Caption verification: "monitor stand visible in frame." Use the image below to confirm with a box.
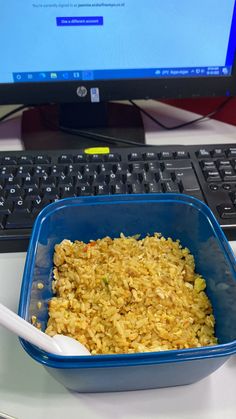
[21,102,145,150]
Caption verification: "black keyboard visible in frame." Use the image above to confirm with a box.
[1,144,236,252]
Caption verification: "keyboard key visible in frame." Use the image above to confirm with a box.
[217,204,236,219]
[17,166,33,177]
[5,176,22,188]
[147,183,162,193]
[75,174,90,185]
[159,151,173,160]
[34,155,51,164]
[176,169,200,192]
[18,155,34,165]
[31,198,51,214]
[68,165,84,177]
[2,144,236,252]
[42,187,59,199]
[204,170,221,182]
[77,185,94,196]
[222,184,232,191]
[130,163,145,173]
[230,192,236,204]
[113,184,129,194]
[220,169,236,182]
[131,184,146,194]
[0,199,13,215]
[159,170,172,181]
[0,215,6,229]
[227,148,236,158]
[2,156,17,165]
[5,213,35,229]
[209,184,219,191]
[146,162,160,173]
[125,173,140,184]
[216,160,232,171]
[6,187,24,200]
[73,154,87,163]
[0,166,16,178]
[95,185,110,195]
[60,186,76,198]
[83,164,99,175]
[163,181,179,193]
[99,163,114,175]
[108,173,123,184]
[142,171,157,183]
[92,173,107,185]
[89,154,104,163]
[143,152,157,161]
[51,165,67,176]
[57,176,74,187]
[175,151,189,159]
[183,190,205,202]
[197,149,211,158]
[33,166,50,177]
[201,160,217,170]
[128,152,142,161]
[115,163,130,174]
[104,153,121,162]
[14,200,31,213]
[163,160,192,170]
[24,188,40,199]
[211,148,225,158]
[31,208,43,217]
[58,154,73,164]
[40,176,57,188]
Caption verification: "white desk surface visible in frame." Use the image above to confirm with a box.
[0,101,236,419]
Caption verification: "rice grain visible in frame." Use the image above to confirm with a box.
[45,234,217,355]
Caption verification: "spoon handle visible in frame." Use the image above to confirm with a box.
[0,303,62,355]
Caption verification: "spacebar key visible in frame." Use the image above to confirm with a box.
[5,213,35,229]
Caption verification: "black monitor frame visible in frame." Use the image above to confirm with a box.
[2,65,236,149]
[1,63,236,106]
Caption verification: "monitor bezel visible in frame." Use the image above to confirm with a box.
[1,66,236,105]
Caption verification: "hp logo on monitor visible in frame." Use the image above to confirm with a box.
[76,86,88,98]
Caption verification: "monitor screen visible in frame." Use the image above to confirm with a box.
[1,0,236,104]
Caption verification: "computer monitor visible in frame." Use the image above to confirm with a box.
[1,1,236,146]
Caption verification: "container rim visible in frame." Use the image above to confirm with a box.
[19,337,236,369]
[18,193,236,368]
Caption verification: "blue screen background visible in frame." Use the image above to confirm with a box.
[1,0,235,82]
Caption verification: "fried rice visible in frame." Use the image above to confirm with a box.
[45,233,217,355]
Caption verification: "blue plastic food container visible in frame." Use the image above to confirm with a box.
[18,194,236,392]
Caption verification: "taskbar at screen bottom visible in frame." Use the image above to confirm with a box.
[11,65,232,83]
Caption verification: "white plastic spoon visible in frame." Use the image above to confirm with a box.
[0,303,91,356]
